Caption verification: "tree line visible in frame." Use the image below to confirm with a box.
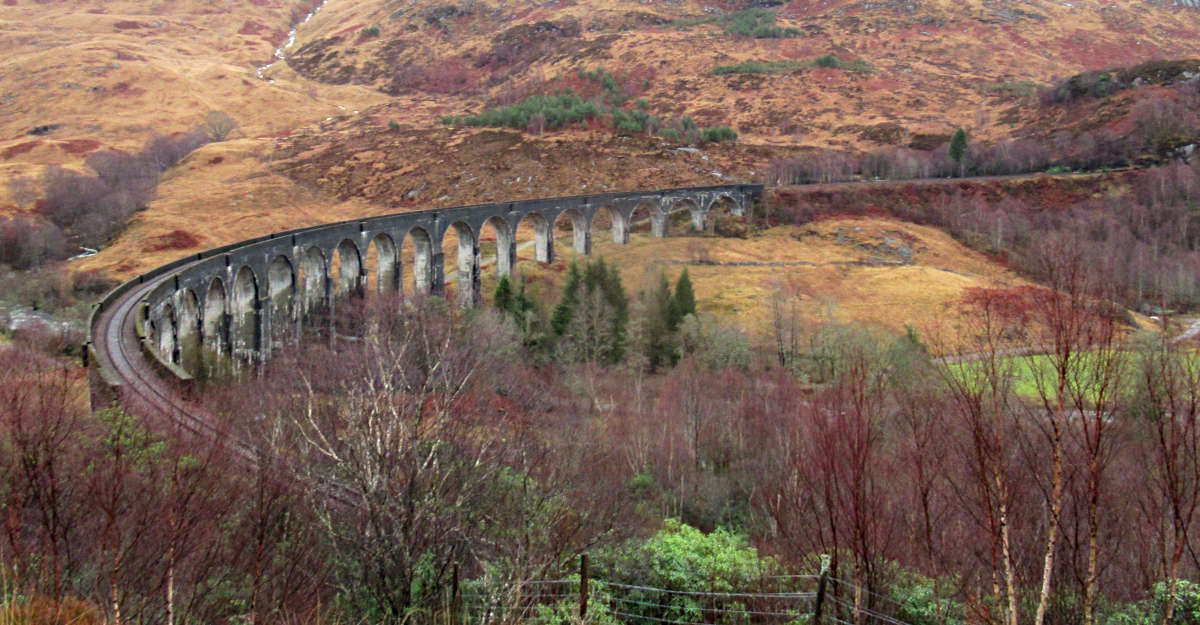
[1,112,236,270]
[7,223,1200,624]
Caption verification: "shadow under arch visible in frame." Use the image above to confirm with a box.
[516,212,554,265]
[553,208,590,258]
[177,289,201,376]
[592,205,627,244]
[231,265,259,362]
[366,233,400,298]
[629,199,665,237]
[332,239,364,299]
[443,220,479,307]
[202,277,228,378]
[299,246,328,328]
[707,194,740,235]
[668,197,704,232]
[480,215,515,278]
[267,255,295,350]
[404,226,434,296]
[155,304,176,367]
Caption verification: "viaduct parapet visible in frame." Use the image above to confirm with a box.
[86,184,762,408]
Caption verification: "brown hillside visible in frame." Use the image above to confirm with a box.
[5,0,1199,337]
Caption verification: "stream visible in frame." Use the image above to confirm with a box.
[256,0,334,81]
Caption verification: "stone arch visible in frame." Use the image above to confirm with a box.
[404,226,434,295]
[231,265,259,360]
[482,215,515,277]
[518,212,554,265]
[155,304,177,365]
[299,246,327,320]
[177,289,201,376]
[554,208,591,256]
[628,200,662,238]
[366,233,400,297]
[594,205,628,244]
[444,221,480,307]
[706,194,741,235]
[267,255,295,349]
[668,197,705,232]
[332,239,363,299]
[202,277,228,377]
[714,192,743,215]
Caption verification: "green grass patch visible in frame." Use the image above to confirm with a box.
[670,8,800,38]
[982,80,1040,99]
[713,60,807,75]
[442,81,737,145]
[944,351,1137,402]
[712,55,872,75]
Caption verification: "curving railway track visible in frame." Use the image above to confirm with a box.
[91,262,245,446]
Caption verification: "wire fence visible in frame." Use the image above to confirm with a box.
[452,569,913,625]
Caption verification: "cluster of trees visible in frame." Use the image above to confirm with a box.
[770,160,1200,312]
[7,226,1200,624]
[721,8,801,39]
[771,84,1200,186]
[443,67,736,143]
[768,133,1056,185]
[1040,59,1200,105]
[0,347,324,625]
[1,112,236,270]
[498,259,711,372]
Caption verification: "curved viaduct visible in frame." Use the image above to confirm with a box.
[86,184,762,410]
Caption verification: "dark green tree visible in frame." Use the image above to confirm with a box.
[550,261,582,336]
[949,127,968,176]
[493,274,513,313]
[555,258,629,363]
[669,268,696,330]
[639,271,678,371]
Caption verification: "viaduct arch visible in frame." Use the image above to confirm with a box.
[86,184,761,408]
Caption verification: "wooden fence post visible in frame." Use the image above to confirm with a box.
[580,553,590,622]
[812,554,831,625]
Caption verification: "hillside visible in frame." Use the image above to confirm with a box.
[5,0,1200,339]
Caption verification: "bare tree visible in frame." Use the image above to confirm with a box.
[270,303,529,618]
[202,111,238,142]
[1132,335,1200,625]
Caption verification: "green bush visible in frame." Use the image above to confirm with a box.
[658,128,682,142]
[723,8,799,38]
[713,60,804,74]
[442,81,736,144]
[713,56,870,75]
[810,54,873,72]
[595,520,784,625]
[701,127,737,143]
[886,569,967,625]
[360,26,381,37]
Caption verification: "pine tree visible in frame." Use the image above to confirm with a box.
[551,261,582,336]
[602,263,629,362]
[669,268,696,330]
[949,127,968,176]
[640,271,677,371]
[493,274,513,313]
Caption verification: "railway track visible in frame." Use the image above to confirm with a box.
[92,262,242,443]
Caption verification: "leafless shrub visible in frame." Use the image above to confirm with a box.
[202,111,238,142]
[34,129,210,254]
[0,215,66,270]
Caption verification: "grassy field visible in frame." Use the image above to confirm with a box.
[941,348,1195,400]
[464,216,1040,351]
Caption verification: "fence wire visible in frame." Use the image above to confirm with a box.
[451,572,910,625]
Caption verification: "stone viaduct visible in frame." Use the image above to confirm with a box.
[86,184,762,402]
